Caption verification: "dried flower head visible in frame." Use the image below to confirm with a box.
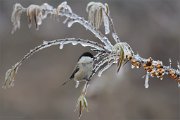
[11,3,26,34]
[27,3,53,30]
[3,63,19,89]
[11,3,53,33]
[86,2,110,34]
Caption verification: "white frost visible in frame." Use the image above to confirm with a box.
[112,33,120,43]
[102,10,110,34]
[98,61,114,77]
[67,20,78,28]
[43,41,48,44]
[144,73,150,88]
[59,43,64,49]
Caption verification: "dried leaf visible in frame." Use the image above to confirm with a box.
[117,46,124,72]
[79,100,82,118]
[76,94,88,119]
[95,7,102,29]
[83,97,88,111]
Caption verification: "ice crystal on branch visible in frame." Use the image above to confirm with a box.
[5,1,180,118]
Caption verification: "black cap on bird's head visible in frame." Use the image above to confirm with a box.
[78,52,94,60]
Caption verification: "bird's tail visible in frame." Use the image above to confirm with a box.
[61,79,71,86]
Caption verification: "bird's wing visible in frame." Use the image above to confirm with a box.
[70,66,80,79]
[61,65,79,86]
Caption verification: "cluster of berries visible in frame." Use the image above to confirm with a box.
[130,56,180,84]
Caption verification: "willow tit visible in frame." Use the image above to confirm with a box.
[62,52,94,88]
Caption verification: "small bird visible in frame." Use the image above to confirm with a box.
[62,52,94,88]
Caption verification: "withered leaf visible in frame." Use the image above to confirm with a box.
[117,46,124,72]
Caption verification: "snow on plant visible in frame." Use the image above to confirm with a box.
[3,1,180,118]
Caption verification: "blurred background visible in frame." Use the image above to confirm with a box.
[0,0,179,120]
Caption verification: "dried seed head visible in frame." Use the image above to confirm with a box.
[11,3,53,33]
[131,58,141,69]
[27,3,53,30]
[150,70,156,77]
[11,3,26,34]
[146,57,153,66]
[3,63,19,89]
[27,4,42,29]
[156,61,163,68]
[86,2,110,34]
[169,69,175,75]
[168,69,178,80]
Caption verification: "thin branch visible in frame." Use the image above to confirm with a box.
[98,59,115,77]
[130,54,180,87]
[3,38,106,88]
[90,54,116,79]
[105,12,120,43]
[59,9,113,51]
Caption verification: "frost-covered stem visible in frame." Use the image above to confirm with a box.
[76,81,89,118]
[19,38,106,66]
[59,9,113,51]
[131,54,180,85]
[90,54,116,78]
[105,12,120,43]
[3,38,107,88]
[81,81,89,95]
[98,59,114,77]
[94,52,109,61]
